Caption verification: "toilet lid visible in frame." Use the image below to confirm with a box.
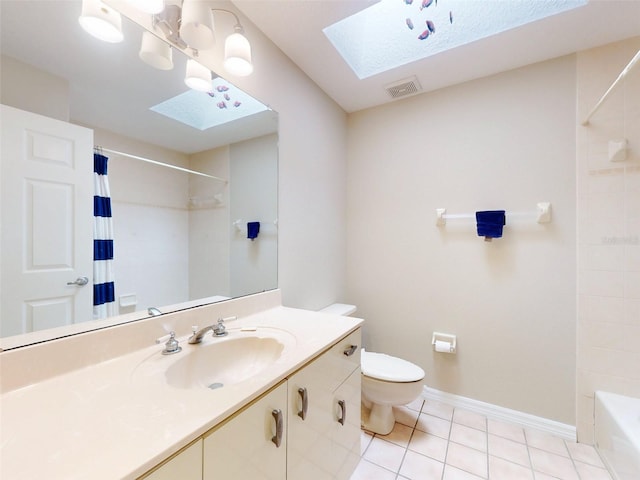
[361,350,425,382]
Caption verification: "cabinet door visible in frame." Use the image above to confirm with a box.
[287,355,335,479]
[288,329,361,480]
[332,368,362,480]
[203,381,287,480]
[141,440,202,480]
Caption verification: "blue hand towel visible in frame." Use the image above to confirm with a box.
[475,211,506,239]
[247,221,260,240]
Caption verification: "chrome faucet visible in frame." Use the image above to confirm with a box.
[188,318,228,344]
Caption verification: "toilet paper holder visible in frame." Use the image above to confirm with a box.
[432,332,457,354]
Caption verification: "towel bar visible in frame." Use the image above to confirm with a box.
[435,203,551,226]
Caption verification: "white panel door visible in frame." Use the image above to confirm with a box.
[1,104,93,336]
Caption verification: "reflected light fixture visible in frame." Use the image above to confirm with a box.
[184,59,212,92]
[78,0,124,43]
[139,31,173,70]
[126,0,165,15]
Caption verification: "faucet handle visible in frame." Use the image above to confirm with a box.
[213,318,228,336]
[162,331,182,355]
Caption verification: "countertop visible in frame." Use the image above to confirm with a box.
[0,305,363,479]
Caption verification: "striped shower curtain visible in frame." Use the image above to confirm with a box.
[93,152,116,319]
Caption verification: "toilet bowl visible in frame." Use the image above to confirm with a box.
[361,349,425,434]
[319,303,426,435]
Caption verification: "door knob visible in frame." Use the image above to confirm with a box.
[67,276,89,286]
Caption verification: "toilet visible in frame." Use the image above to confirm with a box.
[320,303,426,435]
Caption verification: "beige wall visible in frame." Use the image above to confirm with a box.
[0,55,70,121]
[576,36,640,442]
[153,0,350,311]
[229,134,279,297]
[347,56,577,424]
[189,147,231,300]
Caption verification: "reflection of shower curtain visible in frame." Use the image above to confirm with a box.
[93,152,116,319]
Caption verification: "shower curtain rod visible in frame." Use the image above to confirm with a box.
[97,147,228,183]
[581,49,640,126]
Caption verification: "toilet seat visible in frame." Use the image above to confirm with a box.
[361,350,425,382]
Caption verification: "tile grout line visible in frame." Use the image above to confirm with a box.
[396,399,426,480]
[523,428,535,479]
[564,439,583,480]
[355,402,611,480]
[484,415,489,479]
[440,406,455,480]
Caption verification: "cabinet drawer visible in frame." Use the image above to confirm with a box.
[323,328,361,392]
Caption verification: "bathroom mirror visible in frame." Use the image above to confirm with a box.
[0,0,278,348]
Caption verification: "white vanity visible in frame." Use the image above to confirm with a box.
[0,290,363,479]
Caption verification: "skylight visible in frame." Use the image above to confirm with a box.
[324,0,588,79]
[150,77,269,130]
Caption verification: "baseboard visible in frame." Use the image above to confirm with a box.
[421,386,576,441]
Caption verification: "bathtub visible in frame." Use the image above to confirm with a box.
[595,391,640,480]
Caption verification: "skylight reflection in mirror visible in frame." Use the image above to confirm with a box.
[151,77,270,130]
[324,0,588,79]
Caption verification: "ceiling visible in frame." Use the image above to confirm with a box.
[234,0,640,113]
[1,0,638,150]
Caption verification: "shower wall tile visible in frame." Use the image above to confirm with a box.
[576,36,640,443]
[625,299,640,324]
[625,272,640,299]
[627,246,640,272]
[579,270,624,297]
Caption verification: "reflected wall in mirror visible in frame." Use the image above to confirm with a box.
[0,0,278,348]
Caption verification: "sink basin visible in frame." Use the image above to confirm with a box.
[164,334,287,389]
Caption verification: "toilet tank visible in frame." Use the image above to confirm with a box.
[320,303,357,316]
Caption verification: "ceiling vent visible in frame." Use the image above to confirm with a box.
[384,76,422,99]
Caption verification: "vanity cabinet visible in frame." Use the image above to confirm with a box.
[203,381,287,480]
[140,440,203,480]
[287,329,361,480]
[138,328,361,480]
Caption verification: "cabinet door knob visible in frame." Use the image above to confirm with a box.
[297,387,308,421]
[343,345,358,357]
[337,400,346,426]
[271,409,284,448]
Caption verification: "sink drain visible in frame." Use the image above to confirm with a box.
[208,382,224,390]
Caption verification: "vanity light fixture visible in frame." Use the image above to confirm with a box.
[81,1,253,81]
[78,0,124,43]
[158,2,254,78]
[179,0,215,50]
[224,23,253,77]
[126,0,165,15]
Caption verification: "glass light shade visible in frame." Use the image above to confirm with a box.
[78,0,124,43]
[224,31,253,76]
[179,0,215,50]
[139,31,173,70]
[184,59,211,92]
[127,0,165,15]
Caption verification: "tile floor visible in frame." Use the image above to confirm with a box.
[351,398,612,480]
